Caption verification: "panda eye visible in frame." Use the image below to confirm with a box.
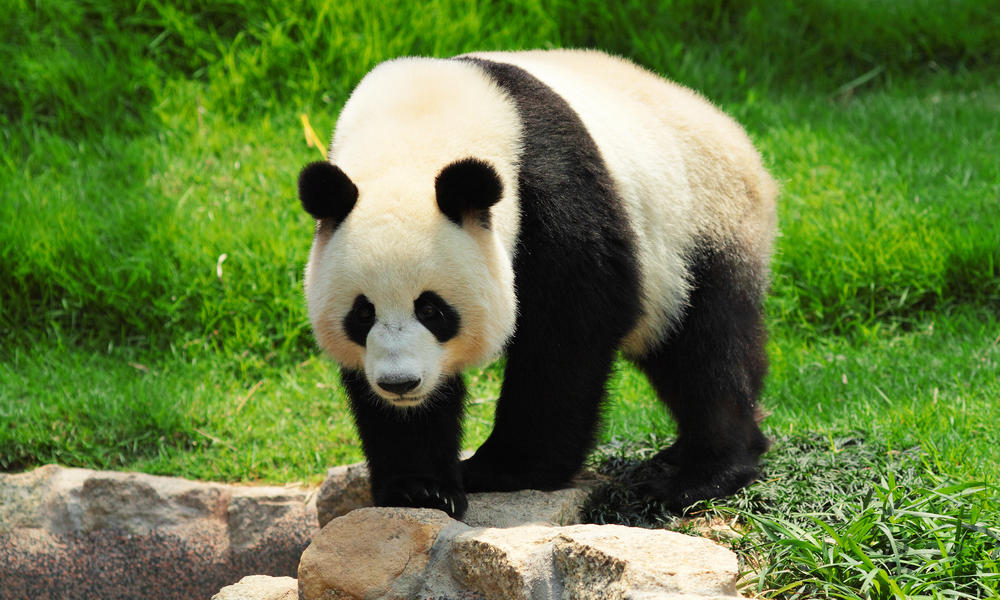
[416,302,441,321]
[356,303,375,324]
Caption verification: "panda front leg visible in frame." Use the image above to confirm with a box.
[461,338,616,493]
[341,369,468,518]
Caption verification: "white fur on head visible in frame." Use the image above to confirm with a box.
[303,58,522,405]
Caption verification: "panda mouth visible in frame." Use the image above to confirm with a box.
[368,377,431,406]
[372,382,428,406]
[386,395,425,408]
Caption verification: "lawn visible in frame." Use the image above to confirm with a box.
[2,1,998,597]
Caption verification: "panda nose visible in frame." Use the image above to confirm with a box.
[377,377,421,395]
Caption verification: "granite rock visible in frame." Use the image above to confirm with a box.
[553,524,741,599]
[298,509,745,600]
[315,461,372,528]
[463,487,588,528]
[0,465,317,600]
[450,524,563,600]
[7,464,747,600]
[297,507,469,600]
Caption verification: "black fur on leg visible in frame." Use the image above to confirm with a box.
[634,240,770,511]
[461,341,622,493]
[341,369,468,518]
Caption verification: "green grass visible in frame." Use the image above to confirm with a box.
[739,476,1000,598]
[2,1,999,597]
[584,433,1000,597]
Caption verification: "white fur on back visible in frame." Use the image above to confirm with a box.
[467,50,778,354]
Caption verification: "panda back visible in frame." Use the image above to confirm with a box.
[465,50,777,354]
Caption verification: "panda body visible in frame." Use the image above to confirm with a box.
[300,49,777,518]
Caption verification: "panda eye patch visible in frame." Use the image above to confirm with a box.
[344,295,376,346]
[414,291,460,342]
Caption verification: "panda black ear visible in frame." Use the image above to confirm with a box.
[435,158,503,228]
[298,162,358,226]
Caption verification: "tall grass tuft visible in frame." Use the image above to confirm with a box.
[739,477,1000,598]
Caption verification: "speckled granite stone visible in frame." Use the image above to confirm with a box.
[0,465,318,600]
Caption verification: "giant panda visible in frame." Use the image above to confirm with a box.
[298,49,777,519]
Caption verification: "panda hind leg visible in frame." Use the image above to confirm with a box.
[635,246,770,513]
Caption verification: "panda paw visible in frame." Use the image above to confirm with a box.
[376,479,468,519]
[634,459,760,513]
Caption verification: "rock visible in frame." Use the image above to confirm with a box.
[8,465,746,600]
[299,511,743,600]
[315,458,591,528]
[450,525,563,600]
[212,575,298,600]
[450,523,741,600]
[553,525,740,599]
[0,465,318,600]
[464,488,588,528]
[228,487,316,556]
[298,507,469,600]
[315,462,372,528]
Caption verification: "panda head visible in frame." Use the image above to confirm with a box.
[299,157,516,407]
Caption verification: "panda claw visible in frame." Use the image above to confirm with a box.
[391,486,459,514]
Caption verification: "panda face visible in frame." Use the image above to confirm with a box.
[302,160,518,408]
